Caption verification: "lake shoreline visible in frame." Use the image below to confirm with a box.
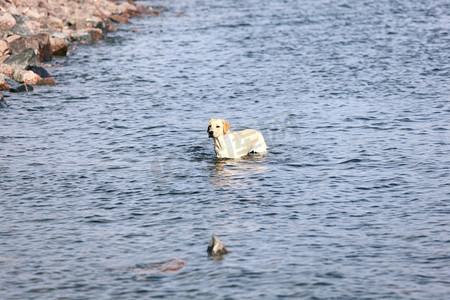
[0,0,164,107]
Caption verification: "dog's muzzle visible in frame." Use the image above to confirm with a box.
[208,131,214,138]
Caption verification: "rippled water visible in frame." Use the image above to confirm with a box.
[1,0,449,298]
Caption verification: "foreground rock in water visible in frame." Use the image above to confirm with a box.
[207,235,229,256]
[0,0,164,105]
[122,258,187,275]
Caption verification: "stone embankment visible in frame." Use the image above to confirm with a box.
[0,0,163,107]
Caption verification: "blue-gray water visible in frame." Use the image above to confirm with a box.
[1,0,449,298]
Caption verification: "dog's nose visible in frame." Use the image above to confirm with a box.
[208,131,214,136]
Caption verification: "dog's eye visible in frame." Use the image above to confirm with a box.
[216,126,220,128]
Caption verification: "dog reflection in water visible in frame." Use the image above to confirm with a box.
[209,157,267,187]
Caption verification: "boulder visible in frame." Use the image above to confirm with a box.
[0,40,11,56]
[13,69,55,86]
[29,66,51,78]
[13,69,40,85]
[9,23,34,36]
[3,48,40,70]
[6,33,52,62]
[7,36,37,54]
[49,36,68,56]
[109,14,128,24]
[70,32,92,44]
[207,236,228,256]
[6,76,34,92]
[22,6,43,20]
[33,33,52,61]
[5,35,21,44]
[88,28,104,41]
[0,63,16,78]
[0,12,16,30]
[40,15,64,32]
[86,17,107,30]
[39,77,56,85]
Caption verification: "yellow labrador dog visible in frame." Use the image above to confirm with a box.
[207,119,268,158]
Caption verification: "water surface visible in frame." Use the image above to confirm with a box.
[1,0,449,298]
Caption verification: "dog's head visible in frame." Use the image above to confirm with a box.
[207,119,230,138]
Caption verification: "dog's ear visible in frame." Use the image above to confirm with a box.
[222,120,230,134]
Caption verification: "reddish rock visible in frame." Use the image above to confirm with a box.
[88,28,104,41]
[158,258,187,273]
[119,2,139,15]
[0,40,11,56]
[14,69,39,85]
[49,36,68,56]
[6,33,52,62]
[22,6,43,20]
[0,63,15,78]
[137,4,153,15]
[41,16,64,32]
[39,77,56,86]
[0,77,11,90]
[107,25,118,32]
[0,12,16,30]
[124,258,187,275]
[5,35,21,44]
[110,14,128,24]
[7,36,38,54]
[34,33,52,62]
[13,69,55,86]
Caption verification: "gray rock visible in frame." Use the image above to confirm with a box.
[5,77,34,93]
[207,235,228,256]
[29,66,51,78]
[70,32,92,43]
[3,48,41,69]
[9,23,34,36]
[49,31,68,40]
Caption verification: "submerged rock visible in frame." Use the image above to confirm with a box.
[0,92,7,108]
[207,235,228,256]
[29,66,51,78]
[122,258,187,275]
[5,77,33,92]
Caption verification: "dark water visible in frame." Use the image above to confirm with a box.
[1,0,449,298]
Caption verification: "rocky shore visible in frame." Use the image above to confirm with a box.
[0,0,164,107]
